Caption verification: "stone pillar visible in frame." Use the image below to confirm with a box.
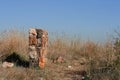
[29,28,48,68]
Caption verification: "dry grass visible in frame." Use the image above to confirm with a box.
[0,29,28,59]
[0,29,119,80]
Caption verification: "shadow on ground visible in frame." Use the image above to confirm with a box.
[3,52,29,68]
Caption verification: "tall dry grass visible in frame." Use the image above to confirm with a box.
[0,29,28,59]
[0,29,119,80]
[48,33,119,80]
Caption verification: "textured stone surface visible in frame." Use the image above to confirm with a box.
[29,34,37,45]
[29,28,37,35]
[29,51,38,59]
[29,28,48,68]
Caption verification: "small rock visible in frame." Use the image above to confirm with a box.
[57,56,64,63]
[80,57,87,65]
[68,66,72,68]
[2,61,14,68]
[53,56,64,63]
[29,51,38,59]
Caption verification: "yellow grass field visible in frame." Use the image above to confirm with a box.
[0,29,119,80]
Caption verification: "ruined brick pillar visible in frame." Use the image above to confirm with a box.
[29,28,48,68]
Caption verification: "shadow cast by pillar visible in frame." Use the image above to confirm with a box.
[3,52,29,68]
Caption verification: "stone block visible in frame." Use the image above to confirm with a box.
[29,51,38,59]
[39,57,45,68]
[36,29,48,38]
[29,46,36,51]
[29,28,37,35]
[2,61,14,68]
[29,34,37,45]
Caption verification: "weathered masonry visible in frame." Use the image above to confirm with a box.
[29,28,48,68]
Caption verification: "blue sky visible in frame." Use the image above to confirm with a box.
[0,0,120,42]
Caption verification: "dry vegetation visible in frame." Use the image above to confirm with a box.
[0,29,120,80]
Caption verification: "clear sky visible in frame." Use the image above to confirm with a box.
[0,0,120,42]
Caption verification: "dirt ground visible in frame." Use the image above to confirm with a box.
[0,58,88,80]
